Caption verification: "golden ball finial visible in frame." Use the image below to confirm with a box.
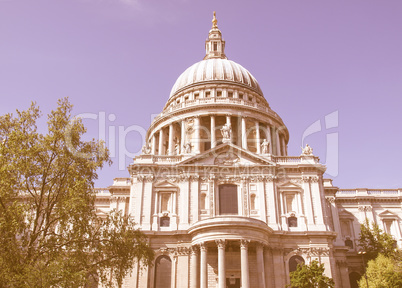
[212,11,218,28]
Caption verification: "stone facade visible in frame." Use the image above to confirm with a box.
[96,13,402,288]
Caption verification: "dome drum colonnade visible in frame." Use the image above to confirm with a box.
[143,12,289,159]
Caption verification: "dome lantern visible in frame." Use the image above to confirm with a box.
[204,12,227,60]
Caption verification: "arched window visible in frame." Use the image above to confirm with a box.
[289,255,304,273]
[349,272,361,288]
[250,194,256,210]
[154,256,172,288]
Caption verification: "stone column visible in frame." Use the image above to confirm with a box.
[181,120,186,152]
[216,239,226,288]
[190,246,198,288]
[169,123,174,155]
[326,196,343,245]
[226,114,231,126]
[200,243,208,288]
[241,117,247,150]
[256,121,261,154]
[194,117,201,153]
[302,176,315,229]
[158,129,164,155]
[281,136,286,156]
[151,134,156,155]
[275,129,281,156]
[266,125,273,154]
[211,115,216,148]
[256,243,266,288]
[240,240,250,288]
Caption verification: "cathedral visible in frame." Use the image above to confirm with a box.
[95,13,402,288]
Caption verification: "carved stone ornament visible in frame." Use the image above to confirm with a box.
[265,175,276,182]
[214,152,240,166]
[200,242,208,252]
[249,175,265,182]
[175,247,191,256]
[325,196,336,204]
[215,239,226,249]
[296,247,330,257]
[190,245,199,254]
[240,239,250,249]
[358,205,373,212]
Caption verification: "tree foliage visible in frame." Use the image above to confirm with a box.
[0,99,154,287]
[358,219,396,261]
[358,253,402,288]
[288,260,335,288]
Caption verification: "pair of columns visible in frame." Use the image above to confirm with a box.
[190,240,266,288]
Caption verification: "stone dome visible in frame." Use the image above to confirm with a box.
[169,58,263,99]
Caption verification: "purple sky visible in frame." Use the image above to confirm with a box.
[1,0,401,189]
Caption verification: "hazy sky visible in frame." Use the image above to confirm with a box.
[1,0,401,189]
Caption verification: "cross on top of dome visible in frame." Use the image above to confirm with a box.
[204,11,227,60]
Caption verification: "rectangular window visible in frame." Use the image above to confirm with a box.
[228,92,233,98]
[340,220,351,237]
[213,42,218,51]
[194,93,200,99]
[217,91,222,97]
[161,193,171,212]
[384,220,393,234]
[205,91,211,98]
[219,184,238,215]
[286,195,295,213]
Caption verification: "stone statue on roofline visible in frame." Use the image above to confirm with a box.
[142,143,152,155]
[301,144,313,156]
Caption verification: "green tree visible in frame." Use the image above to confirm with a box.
[358,219,396,261]
[289,260,335,288]
[358,253,402,288]
[0,99,154,288]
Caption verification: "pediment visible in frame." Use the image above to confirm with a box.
[278,181,302,189]
[379,210,399,219]
[179,143,275,166]
[154,180,178,189]
[338,209,355,219]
